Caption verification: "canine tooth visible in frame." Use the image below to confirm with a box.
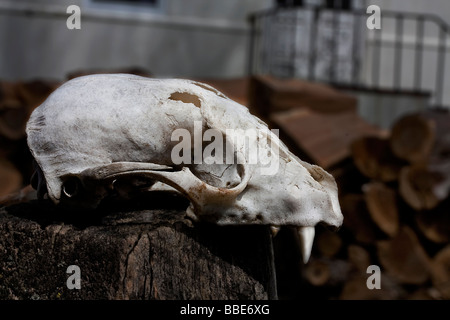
[270,226,280,237]
[298,226,315,263]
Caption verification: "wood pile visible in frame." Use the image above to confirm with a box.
[0,79,59,204]
[247,75,449,300]
[302,109,450,300]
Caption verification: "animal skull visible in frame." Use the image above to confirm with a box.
[26,74,343,262]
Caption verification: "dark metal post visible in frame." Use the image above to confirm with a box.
[414,16,424,91]
[372,24,382,88]
[351,13,361,86]
[308,7,319,81]
[394,15,403,91]
[247,15,256,76]
[436,25,447,106]
[330,8,340,83]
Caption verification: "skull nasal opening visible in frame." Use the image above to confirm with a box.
[169,92,201,108]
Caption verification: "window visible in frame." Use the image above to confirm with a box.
[88,0,164,14]
[276,0,304,7]
[325,0,351,9]
[275,0,365,10]
[93,0,159,5]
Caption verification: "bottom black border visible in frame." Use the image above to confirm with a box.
[1,300,445,319]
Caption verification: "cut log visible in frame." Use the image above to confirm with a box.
[347,245,371,272]
[390,113,436,163]
[340,194,379,244]
[390,110,450,164]
[415,198,450,244]
[430,245,450,299]
[271,109,383,170]
[303,258,351,287]
[339,274,406,300]
[248,75,358,117]
[0,194,277,300]
[351,136,406,182]
[316,227,343,258]
[363,182,399,237]
[377,226,431,285]
[399,165,444,211]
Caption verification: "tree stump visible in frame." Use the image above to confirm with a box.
[0,193,277,300]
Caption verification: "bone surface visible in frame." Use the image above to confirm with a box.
[26,74,343,235]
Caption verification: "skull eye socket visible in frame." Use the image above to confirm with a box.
[62,177,80,198]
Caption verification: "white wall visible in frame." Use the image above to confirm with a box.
[370,0,450,21]
[0,0,272,81]
[363,0,450,107]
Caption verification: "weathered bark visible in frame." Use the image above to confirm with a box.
[0,194,277,300]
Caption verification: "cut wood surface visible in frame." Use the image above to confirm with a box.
[316,228,343,258]
[271,109,384,169]
[347,245,371,272]
[415,199,450,244]
[399,165,442,211]
[430,245,450,299]
[390,112,436,163]
[351,136,405,182]
[304,258,351,287]
[363,182,399,237]
[390,110,450,164]
[249,75,358,116]
[377,227,431,285]
[340,194,379,244]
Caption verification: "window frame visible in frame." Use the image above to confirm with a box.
[85,0,165,15]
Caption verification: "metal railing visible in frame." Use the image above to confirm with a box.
[248,7,450,109]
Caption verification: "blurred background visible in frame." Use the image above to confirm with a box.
[0,0,449,300]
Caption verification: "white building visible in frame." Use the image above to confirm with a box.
[1,0,449,122]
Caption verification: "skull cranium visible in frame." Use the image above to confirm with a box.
[26,74,343,262]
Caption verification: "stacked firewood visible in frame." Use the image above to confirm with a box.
[303,110,450,300]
